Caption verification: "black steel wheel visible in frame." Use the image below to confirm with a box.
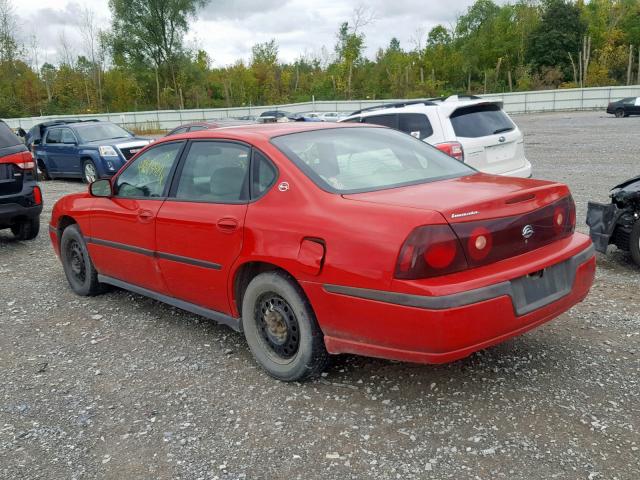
[630,220,640,267]
[615,108,625,118]
[60,224,105,296]
[256,294,300,359]
[242,271,329,381]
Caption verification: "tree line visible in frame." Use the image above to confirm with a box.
[1,0,640,119]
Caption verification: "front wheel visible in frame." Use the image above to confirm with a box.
[11,217,40,240]
[60,224,105,296]
[630,221,640,267]
[82,160,98,184]
[242,271,329,381]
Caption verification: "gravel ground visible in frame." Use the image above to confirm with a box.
[1,111,639,480]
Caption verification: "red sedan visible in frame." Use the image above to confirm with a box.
[49,123,595,381]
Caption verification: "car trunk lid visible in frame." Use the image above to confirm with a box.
[343,174,575,267]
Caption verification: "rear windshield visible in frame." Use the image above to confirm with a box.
[271,127,474,194]
[0,121,21,148]
[75,123,132,143]
[450,104,514,138]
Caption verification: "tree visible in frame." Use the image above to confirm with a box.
[526,0,586,81]
[109,0,209,109]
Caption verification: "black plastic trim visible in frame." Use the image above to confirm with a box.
[85,236,222,270]
[323,245,594,317]
[97,274,241,331]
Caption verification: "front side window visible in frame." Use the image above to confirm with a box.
[272,127,474,194]
[189,125,208,132]
[115,142,183,198]
[450,104,514,138]
[174,141,250,203]
[170,127,188,135]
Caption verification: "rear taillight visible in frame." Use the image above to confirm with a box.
[15,151,35,170]
[32,186,42,205]
[395,225,468,279]
[435,142,464,162]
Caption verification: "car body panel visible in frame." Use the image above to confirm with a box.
[50,123,595,365]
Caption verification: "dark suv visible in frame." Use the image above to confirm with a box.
[0,120,42,240]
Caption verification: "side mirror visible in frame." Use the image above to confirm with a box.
[90,179,112,197]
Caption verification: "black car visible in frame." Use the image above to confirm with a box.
[587,175,640,266]
[606,97,640,118]
[0,120,42,240]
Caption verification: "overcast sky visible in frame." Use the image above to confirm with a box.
[15,0,490,67]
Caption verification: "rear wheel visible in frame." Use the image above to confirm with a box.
[60,224,104,296]
[615,108,626,118]
[630,221,640,267]
[242,271,329,381]
[82,160,98,184]
[11,217,40,240]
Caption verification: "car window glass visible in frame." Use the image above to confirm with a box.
[115,142,182,198]
[60,129,76,144]
[363,114,397,129]
[189,125,208,132]
[46,129,62,144]
[171,127,188,135]
[0,121,21,148]
[622,97,635,105]
[398,113,434,140]
[450,104,514,138]
[175,142,250,203]
[272,127,473,194]
[252,150,277,198]
[341,117,361,123]
[635,98,640,106]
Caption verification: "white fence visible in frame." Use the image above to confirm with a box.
[5,85,640,131]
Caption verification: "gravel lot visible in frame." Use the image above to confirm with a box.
[1,111,639,480]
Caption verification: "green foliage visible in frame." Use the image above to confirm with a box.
[1,0,640,119]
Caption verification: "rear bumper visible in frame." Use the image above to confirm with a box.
[0,202,42,226]
[500,159,532,178]
[305,235,595,364]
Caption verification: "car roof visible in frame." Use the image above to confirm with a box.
[345,95,503,119]
[155,121,375,144]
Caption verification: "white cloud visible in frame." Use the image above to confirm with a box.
[13,0,488,67]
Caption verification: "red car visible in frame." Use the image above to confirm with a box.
[49,123,595,381]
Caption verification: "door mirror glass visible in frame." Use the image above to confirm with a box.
[90,179,112,197]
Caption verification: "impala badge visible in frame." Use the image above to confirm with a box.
[522,224,534,240]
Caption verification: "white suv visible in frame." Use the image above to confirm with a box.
[339,95,532,178]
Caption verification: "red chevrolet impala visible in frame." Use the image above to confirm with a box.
[49,123,595,381]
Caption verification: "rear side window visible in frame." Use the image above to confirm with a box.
[0,121,20,148]
[363,114,397,129]
[46,129,62,144]
[170,127,188,135]
[450,104,514,138]
[251,150,277,198]
[174,141,250,203]
[115,142,183,198]
[398,113,433,140]
[189,125,208,132]
[341,117,361,123]
[622,97,636,105]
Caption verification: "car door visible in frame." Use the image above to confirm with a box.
[42,129,62,174]
[155,140,253,314]
[57,128,81,175]
[87,141,185,293]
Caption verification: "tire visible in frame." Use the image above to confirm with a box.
[82,160,98,184]
[60,224,104,296]
[242,271,329,381]
[615,108,625,118]
[11,217,40,240]
[630,221,640,267]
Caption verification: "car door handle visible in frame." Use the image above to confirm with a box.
[217,217,238,232]
[138,209,154,222]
